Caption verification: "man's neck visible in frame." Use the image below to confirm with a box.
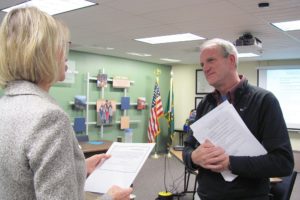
[218,74,240,95]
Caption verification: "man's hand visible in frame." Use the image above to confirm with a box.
[85,154,111,176]
[191,139,229,172]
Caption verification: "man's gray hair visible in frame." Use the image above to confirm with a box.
[200,38,239,65]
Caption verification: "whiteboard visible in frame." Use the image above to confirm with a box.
[257,66,300,130]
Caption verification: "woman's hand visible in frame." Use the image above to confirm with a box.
[85,154,111,176]
[107,185,133,200]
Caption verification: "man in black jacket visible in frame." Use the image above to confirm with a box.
[183,38,294,200]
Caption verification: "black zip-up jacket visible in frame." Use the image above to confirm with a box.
[183,79,294,200]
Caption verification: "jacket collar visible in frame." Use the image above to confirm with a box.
[4,80,57,105]
[212,75,248,104]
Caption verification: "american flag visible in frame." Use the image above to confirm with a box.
[147,81,164,143]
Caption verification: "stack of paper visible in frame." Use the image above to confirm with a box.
[85,142,155,193]
[190,100,267,181]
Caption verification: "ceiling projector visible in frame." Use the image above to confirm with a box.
[235,33,262,48]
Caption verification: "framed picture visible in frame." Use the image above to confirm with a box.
[195,97,203,109]
[196,69,214,94]
[96,99,116,126]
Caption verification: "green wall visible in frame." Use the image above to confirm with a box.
[52,51,172,153]
[0,51,172,153]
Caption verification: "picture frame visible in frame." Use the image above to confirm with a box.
[195,97,203,109]
[196,69,214,94]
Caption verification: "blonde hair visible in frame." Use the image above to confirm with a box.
[0,7,70,88]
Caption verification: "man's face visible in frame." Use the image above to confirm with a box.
[200,46,234,89]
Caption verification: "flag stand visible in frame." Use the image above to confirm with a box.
[151,140,160,159]
[166,147,172,158]
[166,151,172,158]
[151,152,160,159]
[156,154,173,199]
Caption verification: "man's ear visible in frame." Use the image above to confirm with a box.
[228,54,237,68]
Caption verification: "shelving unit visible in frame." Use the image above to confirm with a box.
[84,71,142,138]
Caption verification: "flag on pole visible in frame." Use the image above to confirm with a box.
[164,75,174,147]
[147,80,164,143]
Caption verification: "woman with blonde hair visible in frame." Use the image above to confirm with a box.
[0,7,132,200]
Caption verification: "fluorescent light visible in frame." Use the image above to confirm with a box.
[2,0,96,15]
[272,20,300,31]
[127,52,152,57]
[135,33,205,44]
[160,58,181,62]
[238,53,259,58]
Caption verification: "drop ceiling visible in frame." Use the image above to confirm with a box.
[1,0,300,65]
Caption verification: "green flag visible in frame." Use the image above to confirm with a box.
[164,76,174,148]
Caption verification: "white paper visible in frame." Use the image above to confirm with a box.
[84,142,155,194]
[190,100,267,181]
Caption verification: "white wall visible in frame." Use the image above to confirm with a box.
[172,59,300,151]
[172,64,199,130]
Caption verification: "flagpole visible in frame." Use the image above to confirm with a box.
[153,102,159,159]
[151,69,161,159]
[167,70,173,158]
[152,139,160,159]
[156,70,174,199]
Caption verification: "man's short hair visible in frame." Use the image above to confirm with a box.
[200,38,239,66]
